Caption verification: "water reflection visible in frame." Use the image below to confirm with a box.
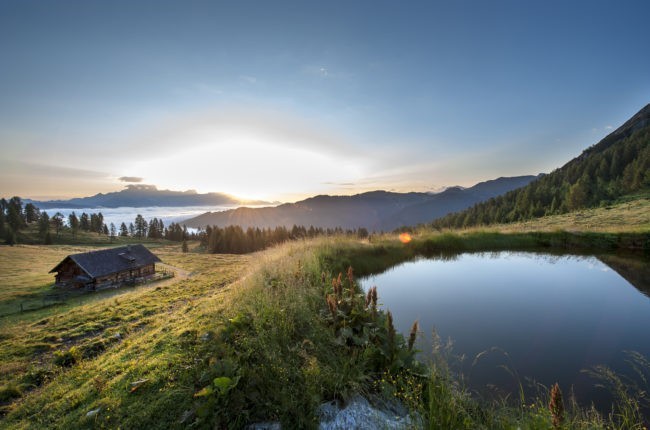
[360,251,650,413]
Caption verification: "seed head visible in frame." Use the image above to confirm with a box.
[408,320,419,352]
[549,382,564,429]
[326,294,338,318]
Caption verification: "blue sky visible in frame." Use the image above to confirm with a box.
[1,0,648,201]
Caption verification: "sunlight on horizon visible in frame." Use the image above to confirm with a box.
[128,133,365,201]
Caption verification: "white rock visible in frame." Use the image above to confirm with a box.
[86,407,101,418]
[319,395,421,430]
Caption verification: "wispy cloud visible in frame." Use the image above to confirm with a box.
[118,176,143,183]
[240,75,257,84]
[301,65,351,80]
[0,160,109,179]
[322,181,356,186]
[0,160,115,199]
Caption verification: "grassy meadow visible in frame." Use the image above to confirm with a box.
[0,198,649,428]
[483,195,650,233]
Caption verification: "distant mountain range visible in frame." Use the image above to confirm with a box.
[183,175,540,231]
[27,185,271,209]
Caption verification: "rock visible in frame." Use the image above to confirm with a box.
[246,395,421,430]
[86,407,101,418]
[318,395,420,430]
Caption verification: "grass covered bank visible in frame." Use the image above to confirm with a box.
[1,232,648,428]
[1,239,425,428]
[321,229,649,279]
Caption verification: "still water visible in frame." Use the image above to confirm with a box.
[360,252,650,409]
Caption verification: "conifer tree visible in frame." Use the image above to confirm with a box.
[68,212,80,239]
[24,203,39,223]
[51,212,64,237]
[80,213,90,231]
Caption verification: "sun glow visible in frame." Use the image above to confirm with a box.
[399,232,412,244]
[128,130,364,202]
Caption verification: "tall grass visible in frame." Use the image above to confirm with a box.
[1,235,648,428]
[418,334,649,429]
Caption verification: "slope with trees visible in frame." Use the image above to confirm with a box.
[432,104,650,229]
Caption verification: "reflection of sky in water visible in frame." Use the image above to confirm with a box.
[360,252,650,410]
[41,206,237,230]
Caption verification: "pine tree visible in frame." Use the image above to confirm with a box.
[134,215,147,238]
[24,203,39,223]
[51,213,64,237]
[7,197,25,232]
[80,213,90,231]
[38,212,50,241]
[68,212,79,239]
[96,213,105,234]
[0,207,5,240]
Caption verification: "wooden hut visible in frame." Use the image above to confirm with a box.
[50,245,161,290]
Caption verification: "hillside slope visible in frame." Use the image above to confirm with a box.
[432,103,650,229]
[184,175,538,231]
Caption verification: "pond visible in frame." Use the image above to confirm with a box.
[360,251,650,412]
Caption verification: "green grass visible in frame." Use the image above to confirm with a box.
[468,195,650,233]
[0,243,250,427]
[1,211,649,427]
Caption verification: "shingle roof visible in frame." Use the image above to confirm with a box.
[50,245,161,279]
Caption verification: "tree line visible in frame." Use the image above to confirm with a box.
[431,126,650,229]
[1,198,371,253]
[0,198,197,245]
[198,224,369,254]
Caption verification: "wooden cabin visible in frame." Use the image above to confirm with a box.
[50,245,162,290]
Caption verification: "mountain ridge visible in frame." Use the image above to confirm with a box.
[183,175,540,231]
[26,185,272,209]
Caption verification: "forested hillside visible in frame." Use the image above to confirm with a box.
[432,104,650,229]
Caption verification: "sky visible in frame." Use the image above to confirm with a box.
[1,0,649,202]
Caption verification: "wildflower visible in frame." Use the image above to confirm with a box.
[346,266,354,286]
[408,320,419,352]
[386,310,396,356]
[549,382,564,429]
[332,275,343,299]
[326,294,337,318]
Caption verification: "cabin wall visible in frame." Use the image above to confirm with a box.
[93,264,157,289]
[54,260,84,285]
[54,255,157,289]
